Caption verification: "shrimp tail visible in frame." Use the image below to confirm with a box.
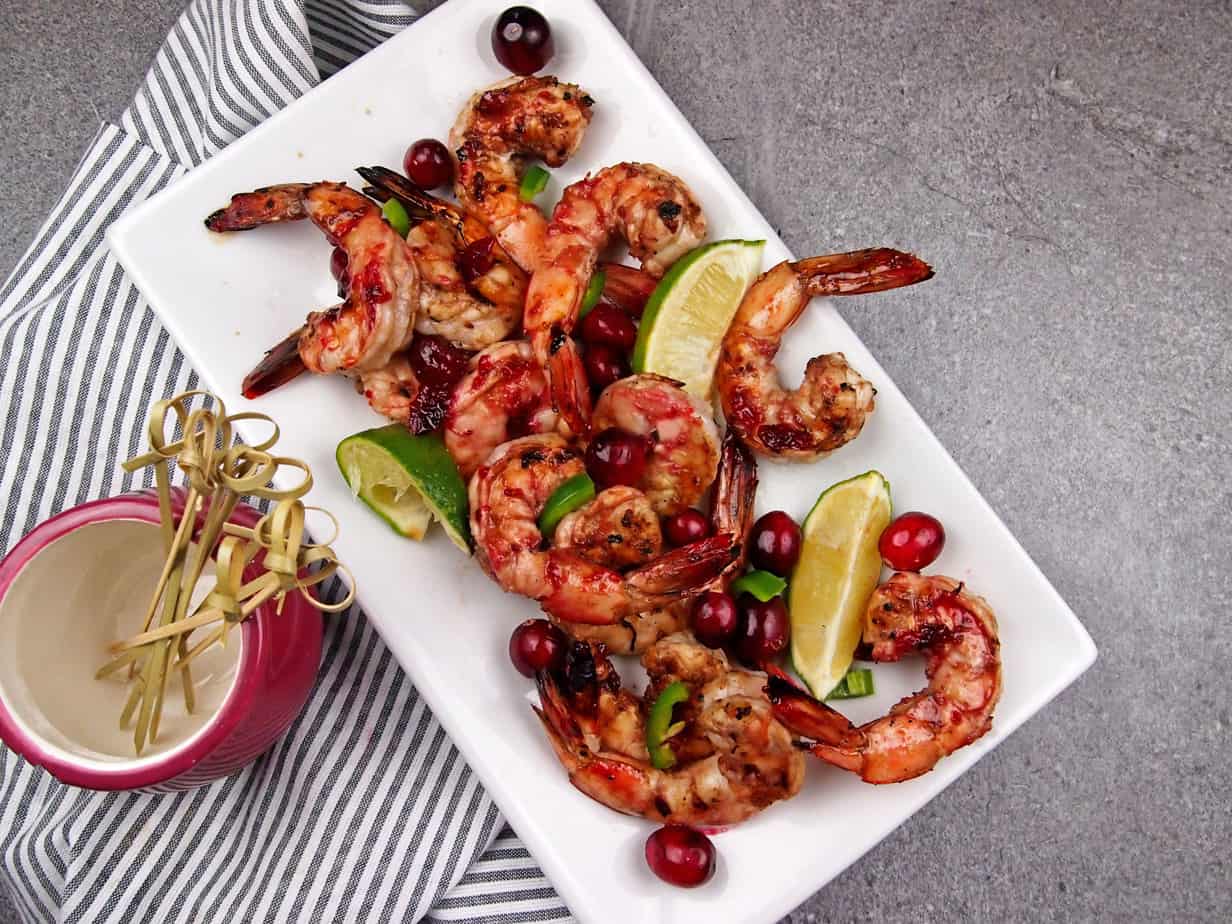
[204,183,312,231]
[711,432,758,542]
[356,166,464,227]
[242,327,308,398]
[597,262,657,316]
[796,248,934,297]
[548,338,593,437]
[765,675,867,773]
[626,532,739,598]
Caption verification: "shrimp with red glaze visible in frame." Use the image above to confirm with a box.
[524,163,707,435]
[450,76,595,272]
[591,374,719,516]
[716,249,933,459]
[443,340,558,479]
[560,431,756,655]
[534,633,804,826]
[207,182,419,379]
[468,434,735,626]
[358,165,528,350]
[769,572,1001,784]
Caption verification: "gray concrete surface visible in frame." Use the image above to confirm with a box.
[2,0,1229,921]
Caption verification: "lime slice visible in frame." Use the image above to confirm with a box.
[631,239,764,397]
[336,425,471,552]
[788,471,891,696]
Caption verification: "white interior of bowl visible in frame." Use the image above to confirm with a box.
[0,518,242,768]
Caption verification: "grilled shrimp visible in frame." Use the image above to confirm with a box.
[535,633,805,826]
[468,435,736,625]
[591,374,720,516]
[715,249,933,459]
[359,165,528,349]
[443,341,557,479]
[769,573,1001,784]
[562,432,757,655]
[553,486,663,568]
[450,76,595,272]
[207,182,418,378]
[525,163,707,435]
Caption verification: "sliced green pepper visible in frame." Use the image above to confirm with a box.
[538,473,596,537]
[578,269,607,318]
[382,198,411,238]
[519,165,550,202]
[826,668,875,700]
[646,680,690,770]
[729,569,787,602]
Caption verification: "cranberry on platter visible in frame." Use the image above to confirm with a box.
[663,509,710,546]
[491,6,555,75]
[691,591,739,649]
[579,302,638,351]
[585,427,651,489]
[737,594,790,665]
[403,138,453,189]
[508,619,566,678]
[748,510,802,576]
[583,343,631,392]
[645,824,716,887]
[879,511,946,572]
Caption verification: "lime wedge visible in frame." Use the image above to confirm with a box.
[631,239,764,397]
[788,471,891,696]
[336,425,471,552]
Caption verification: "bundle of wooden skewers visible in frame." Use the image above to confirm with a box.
[96,391,351,754]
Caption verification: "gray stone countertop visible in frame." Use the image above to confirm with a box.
[2,0,1229,921]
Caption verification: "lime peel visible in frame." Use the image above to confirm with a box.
[631,239,765,396]
[788,471,892,697]
[336,426,471,552]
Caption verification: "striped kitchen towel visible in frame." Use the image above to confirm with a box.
[0,1,570,921]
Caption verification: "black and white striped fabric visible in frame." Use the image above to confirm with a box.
[0,2,571,921]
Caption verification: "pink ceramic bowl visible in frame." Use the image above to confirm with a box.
[0,490,323,791]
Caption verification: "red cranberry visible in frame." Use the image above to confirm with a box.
[737,595,790,665]
[879,511,946,572]
[508,619,566,677]
[408,335,471,386]
[692,591,739,648]
[645,825,716,888]
[663,509,710,546]
[748,510,803,576]
[579,302,638,351]
[583,343,630,391]
[403,138,453,189]
[585,427,650,489]
[458,236,497,283]
[491,6,554,75]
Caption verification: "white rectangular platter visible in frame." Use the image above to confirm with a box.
[107,1,1097,921]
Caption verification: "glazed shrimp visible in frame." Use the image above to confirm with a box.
[469,435,736,625]
[525,163,707,435]
[443,341,558,479]
[715,249,933,459]
[356,354,419,423]
[535,633,805,826]
[591,374,720,516]
[769,573,1002,784]
[553,486,663,569]
[450,76,595,271]
[562,432,757,655]
[207,182,418,378]
[359,165,528,349]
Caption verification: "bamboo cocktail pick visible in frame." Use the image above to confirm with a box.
[96,391,353,755]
